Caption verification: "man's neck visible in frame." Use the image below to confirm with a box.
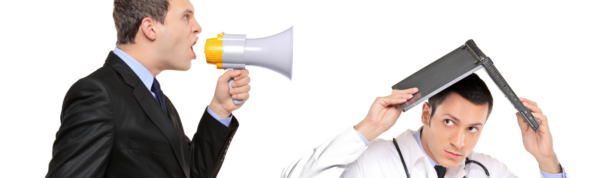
[420,127,440,165]
[117,44,162,76]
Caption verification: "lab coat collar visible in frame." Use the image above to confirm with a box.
[395,129,466,178]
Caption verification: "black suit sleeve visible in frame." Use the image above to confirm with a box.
[190,109,239,178]
[46,78,115,178]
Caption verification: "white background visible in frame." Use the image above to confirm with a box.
[0,0,598,177]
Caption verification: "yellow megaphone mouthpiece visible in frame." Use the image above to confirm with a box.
[204,32,224,67]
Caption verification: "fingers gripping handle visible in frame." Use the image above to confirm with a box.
[227,68,245,105]
[228,79,245,105]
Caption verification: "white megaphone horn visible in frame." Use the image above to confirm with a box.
[204,27,293,104]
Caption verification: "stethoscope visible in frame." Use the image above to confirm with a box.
[392,138,490,178]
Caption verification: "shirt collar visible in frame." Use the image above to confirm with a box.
[113,47,154,91]
[413,126,442,167]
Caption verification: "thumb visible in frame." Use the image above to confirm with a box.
[378,95,408,107]
[515,112,529,134]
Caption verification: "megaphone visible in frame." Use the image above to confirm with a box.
[204,27,293,104]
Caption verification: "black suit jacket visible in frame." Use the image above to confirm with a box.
[46,52,239,178]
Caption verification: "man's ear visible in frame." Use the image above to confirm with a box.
[421,102,431,126]
[140,17,157,41]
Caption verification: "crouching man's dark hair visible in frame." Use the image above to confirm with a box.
[428,73,494,124]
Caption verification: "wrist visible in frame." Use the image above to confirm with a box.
[208,100,231,119]
[354,120,380,141]
[536,154,561,174]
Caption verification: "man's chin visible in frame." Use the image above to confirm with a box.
[180,63,192,71]
[169,61,193,71]
[438,159,464,169]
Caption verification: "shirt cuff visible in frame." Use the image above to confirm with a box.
[540,164,566,178]
[354,130,369,146]
[206,106,232,127]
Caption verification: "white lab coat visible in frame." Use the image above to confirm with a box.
[281,128,567,178]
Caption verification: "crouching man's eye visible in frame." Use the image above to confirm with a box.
[468,127,478,133]
[444,119,454,126]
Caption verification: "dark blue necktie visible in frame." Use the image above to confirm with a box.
[434,165,446,178]
[151,78,167,114]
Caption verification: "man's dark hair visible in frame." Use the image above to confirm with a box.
[113,0,170,44]
[427,73,493,125]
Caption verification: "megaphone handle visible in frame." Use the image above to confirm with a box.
[227,68,245,105]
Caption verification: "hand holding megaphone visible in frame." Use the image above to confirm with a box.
[204,27,293,104]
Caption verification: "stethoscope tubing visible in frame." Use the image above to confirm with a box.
[392,138,490,178]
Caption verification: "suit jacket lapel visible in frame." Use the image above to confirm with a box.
[165,95,191,178]
[104,52,187,176]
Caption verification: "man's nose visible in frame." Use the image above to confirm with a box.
[191,19,201,35]
[450,130,465,149]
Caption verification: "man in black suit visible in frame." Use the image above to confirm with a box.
[46,0,251,177]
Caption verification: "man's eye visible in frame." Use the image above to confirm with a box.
[184,15,189,20]
[468,127,478,133]
[444,119,454,126]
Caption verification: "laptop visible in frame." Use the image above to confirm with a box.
[392,40,540,132]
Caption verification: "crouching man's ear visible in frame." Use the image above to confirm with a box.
[422,102,432,127]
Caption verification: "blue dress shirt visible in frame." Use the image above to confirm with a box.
[113,47,233,127]
[355,127,565,177]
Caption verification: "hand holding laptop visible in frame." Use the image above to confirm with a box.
[517,97,562,174]
[354,88,419,141]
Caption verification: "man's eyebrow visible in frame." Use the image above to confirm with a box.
[443,114,460,123]
[470,123,484,127]
[443,114,483,127]
[183,9,194,15]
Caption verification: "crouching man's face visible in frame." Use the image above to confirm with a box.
[421,92,490,168]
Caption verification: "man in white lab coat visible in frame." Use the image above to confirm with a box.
[281,74,566,178]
